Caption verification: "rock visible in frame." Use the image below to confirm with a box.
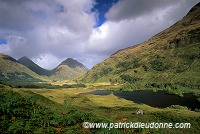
[133,109,144,115]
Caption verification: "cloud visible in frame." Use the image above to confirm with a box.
[105,0,199,22]
[32,53,64,70]
[0,0,96,68]
[0,0,199,69]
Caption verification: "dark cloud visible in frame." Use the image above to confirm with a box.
[106,0,200,21]
[0,0,57,31]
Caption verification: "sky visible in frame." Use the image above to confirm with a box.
[0,0,199,69]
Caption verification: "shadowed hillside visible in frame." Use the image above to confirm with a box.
[18,56,51,76]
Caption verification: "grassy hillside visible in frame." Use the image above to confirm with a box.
[0,54,42,83]
[82,3,200,91]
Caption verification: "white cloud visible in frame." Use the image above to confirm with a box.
[86,5,176,55]
[32,53,64,70]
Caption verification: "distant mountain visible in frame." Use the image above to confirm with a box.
[0,54,88,82]
[82,2,200,88]
[59,58,88,73]
[51,58,88,80]
[18,56,88,80]
[0,54,42,82]
[18,56,51,76]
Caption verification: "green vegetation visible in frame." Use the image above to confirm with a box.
[150,58,168,71]
[197,98,200,102]
[115,58,140,70]
[0,83,200,133]
[0,86,114,133]
[120,74,140,83]
[0,81,86,89]
[0,72,41,82]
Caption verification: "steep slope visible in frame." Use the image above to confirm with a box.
[18,56,51,76]
[0,54,42,82]
[82,2,200,88]
[51,58,88,80]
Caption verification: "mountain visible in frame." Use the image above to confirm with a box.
[18,56,51,76]
[51,58,88,80]
[17,56,88,80]
[82,2,200,88]
[0,54,42,82]
[59,58,88,73]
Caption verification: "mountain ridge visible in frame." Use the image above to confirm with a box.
[0,53,88,81]
[17,56,88,80]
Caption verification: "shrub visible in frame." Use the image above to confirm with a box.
[120,75,140,83]
[150,59,166,71]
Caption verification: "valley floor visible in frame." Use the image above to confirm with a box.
[1,83,200,133]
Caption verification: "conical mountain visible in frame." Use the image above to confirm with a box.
[82,2,200,88]
[51,58,88,80]
[18,56,51,76]
[59,58,88,73]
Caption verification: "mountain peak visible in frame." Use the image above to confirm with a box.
[18,56,35,65]
[51,58,88,80]
[59,58,85,68]
[19,56,30,60]
[18,56,51,76]
[18,56,33,63]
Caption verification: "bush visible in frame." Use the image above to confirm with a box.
[150,59,166,71]
[120,75,140,83]
[116,58,140,69]
[62,83,86,88]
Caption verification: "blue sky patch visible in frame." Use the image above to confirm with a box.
[92,0,119,27]
[0,38,7,45]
